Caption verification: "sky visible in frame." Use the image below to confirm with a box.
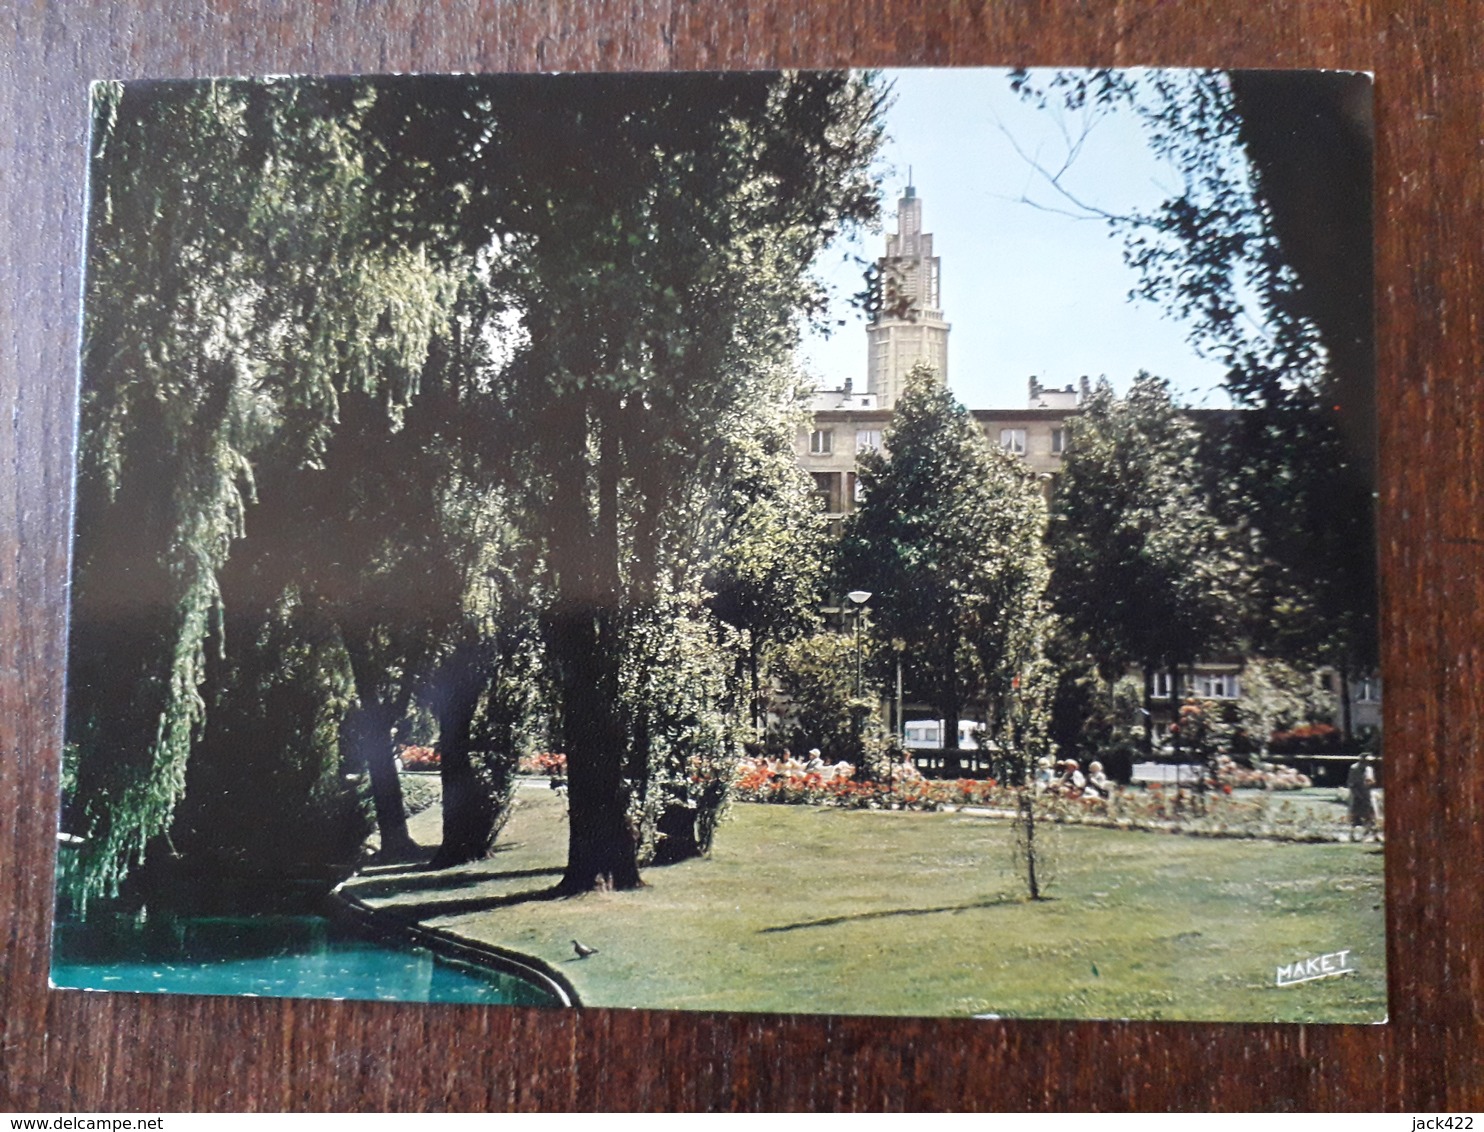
[796,68,1238,410]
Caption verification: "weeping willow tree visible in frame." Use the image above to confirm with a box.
[66,70,888,904]
[168,589,364,878]
[67,78,465,901]
[404,273,550,870]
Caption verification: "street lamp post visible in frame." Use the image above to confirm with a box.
[846,590,871,697]
[890,636,906,802]
[845,590,872,774]
[892,637,906,741]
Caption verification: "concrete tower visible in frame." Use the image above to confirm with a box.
[866,182,950,409]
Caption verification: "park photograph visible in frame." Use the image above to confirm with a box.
[53,66,1384,1022]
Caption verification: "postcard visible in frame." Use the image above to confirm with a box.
[54,67,1383,1021]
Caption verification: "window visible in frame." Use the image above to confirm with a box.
[1051,427,1066,455]
[856,429,882,453]
[851,471,864,504]
[1154,672,1240,700]
[1354,676,1381,703]
[999,428,1026,455]
[1196,673,1240,699]
[811,472,836,512]
[809,429,833,455]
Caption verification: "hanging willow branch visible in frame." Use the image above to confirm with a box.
[69,78,462,902]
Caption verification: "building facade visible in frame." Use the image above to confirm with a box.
[799,187,1084,520]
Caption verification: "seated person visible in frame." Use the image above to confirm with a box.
[1085,760,1111,797]
[1057,759,1086,794]
[1034,756,1054,792]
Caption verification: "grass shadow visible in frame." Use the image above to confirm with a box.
[364,837,539,876]
[759,893,1024,934]
[373,883,568,921]
[359,852,436,877]
[351,866,565,900]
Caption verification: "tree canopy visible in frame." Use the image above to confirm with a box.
[1009,69,1377,697]
[66,71,886,902]
[69,78,466,898]
[1048,374,1247,748]
[839,366,1050,759]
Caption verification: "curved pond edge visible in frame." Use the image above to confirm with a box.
[327,884,581,1008]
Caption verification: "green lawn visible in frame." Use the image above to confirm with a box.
[345,781,1387,1021]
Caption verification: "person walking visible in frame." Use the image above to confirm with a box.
[1346,754,1376,836]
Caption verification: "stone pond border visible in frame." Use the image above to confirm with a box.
[327,883,581,1008]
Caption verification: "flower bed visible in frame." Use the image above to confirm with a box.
[398,745,440,771]
[733,757,1001,811]
[517,751,567,777]
[730,757,1369,842]
[1209,754,1311,790]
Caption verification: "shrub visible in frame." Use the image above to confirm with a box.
[398,774,440,819]
[765,631,890,767]
[617,595,743,866]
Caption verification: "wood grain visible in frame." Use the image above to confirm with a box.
[2,0,1480,1111]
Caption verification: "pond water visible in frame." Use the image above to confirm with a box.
[51,900,561,1007]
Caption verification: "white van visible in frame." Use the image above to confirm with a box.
[902,719,986,751]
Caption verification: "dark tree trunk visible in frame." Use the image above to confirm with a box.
[549,558,641,892]
[347,700,417,859]
[1106,673,1119,746]
[548,405,642,894]
[553,605,641,892]
[429,644,495,870]
[432,720,490,868]
[1229,72,1374,490]
[652,804,702,866]
[343,639,416,859]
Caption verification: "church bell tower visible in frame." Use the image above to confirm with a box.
[866,181,950,409]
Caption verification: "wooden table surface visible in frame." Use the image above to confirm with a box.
[2,0,1480,1112]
